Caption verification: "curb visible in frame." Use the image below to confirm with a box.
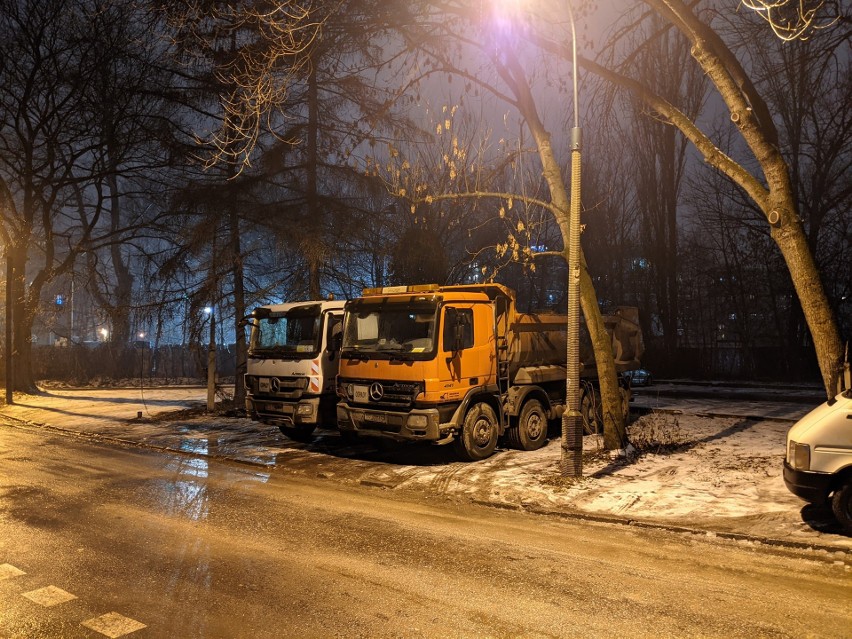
[516,504,851,558]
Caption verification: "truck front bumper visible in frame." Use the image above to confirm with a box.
[783,460,832,505]
[247,396,321,426]
[336,403,450,442]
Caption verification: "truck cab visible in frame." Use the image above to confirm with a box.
[244,299,345,440]
[783,390,852,533]
[335,284,503,459]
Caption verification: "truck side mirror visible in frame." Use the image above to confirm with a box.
[239,316,258,330]
[241,306,271,329]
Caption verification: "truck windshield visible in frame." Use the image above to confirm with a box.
[342,303,437,359]
[249,306,321,358]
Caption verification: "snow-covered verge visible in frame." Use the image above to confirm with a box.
[1,386,849,551]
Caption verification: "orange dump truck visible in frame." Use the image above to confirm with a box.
[335,283,643,460]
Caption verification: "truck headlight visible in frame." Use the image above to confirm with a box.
[296,403,314,416]
[407,414,428,429]
[788,441,810,470]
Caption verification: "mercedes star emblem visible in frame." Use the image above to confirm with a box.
[369,382,384,401]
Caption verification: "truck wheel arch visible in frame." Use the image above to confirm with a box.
[506,386,554,420]
[449,387,503,434]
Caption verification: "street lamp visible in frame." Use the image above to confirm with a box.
[492,0,583,476]
[560,2,583,477]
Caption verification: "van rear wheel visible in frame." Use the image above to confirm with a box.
[454,403,499,461]
[831,481,852,534]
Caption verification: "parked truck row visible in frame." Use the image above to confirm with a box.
[244,283,644,460]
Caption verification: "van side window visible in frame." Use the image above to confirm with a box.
[443,308,474,352]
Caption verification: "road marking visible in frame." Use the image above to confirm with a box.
[81,612,147,638]
[0,563,26,580]
[21,585,78,607]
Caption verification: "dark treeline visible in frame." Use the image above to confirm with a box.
[0,0,848,390]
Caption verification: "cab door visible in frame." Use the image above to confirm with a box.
[440,303,494,394]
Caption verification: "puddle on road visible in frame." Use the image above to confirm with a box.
[160,453,210,521]
[146,439,272,522]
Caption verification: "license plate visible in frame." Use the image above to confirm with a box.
[354,385,369,403]
[364,412,387,424]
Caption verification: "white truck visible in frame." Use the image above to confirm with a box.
[244,299,345,440]
[783,390,852,533]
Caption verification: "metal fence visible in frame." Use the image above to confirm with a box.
[17,344,238,384]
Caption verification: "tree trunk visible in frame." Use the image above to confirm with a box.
[11,242,36,392]
[770,205,844,396]
[107,171,133,344]
[306,57,323,299]
[580,268,627,449]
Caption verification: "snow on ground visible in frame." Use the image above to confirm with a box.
[1,385,849,551]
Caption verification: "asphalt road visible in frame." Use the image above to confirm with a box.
[0,425,849,639]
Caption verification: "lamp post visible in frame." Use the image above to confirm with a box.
[493,0,584,475]
[558,3,583,477]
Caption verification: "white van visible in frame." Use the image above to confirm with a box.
[783,390,852,533]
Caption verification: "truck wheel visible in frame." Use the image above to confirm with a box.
[580,389,601,435]
[454,403,499,461]
[278,424,316,442]
[831,481,852,534]
[509,399,547,451]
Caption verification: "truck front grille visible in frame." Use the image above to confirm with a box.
[342,379,422,409]
[247,375,308,399]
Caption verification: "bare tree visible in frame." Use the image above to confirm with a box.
[535,0,849,398]
[0,0,170,389]
[612,16,708,368]
[735,14,852,364]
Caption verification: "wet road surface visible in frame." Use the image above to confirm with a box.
[1,424,850,638]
